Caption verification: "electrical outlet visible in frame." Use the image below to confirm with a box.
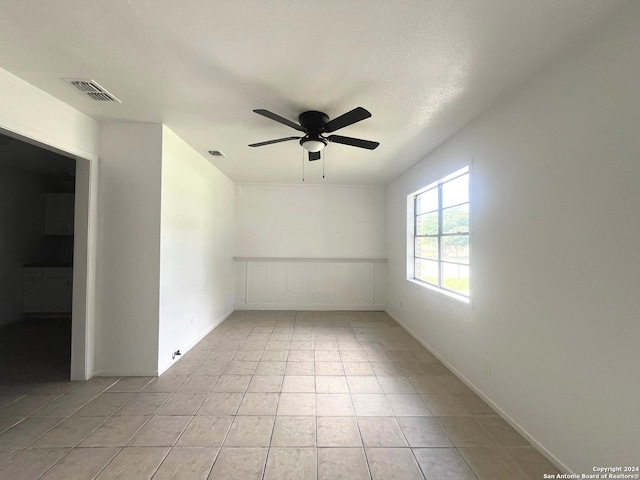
[400,301,403,308]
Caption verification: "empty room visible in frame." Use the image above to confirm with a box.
[0,1,638,479]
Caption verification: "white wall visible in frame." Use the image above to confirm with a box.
[0,165,44,325]
[235,184,387,309]
[94,123,163,376]
[235,185,386,258]
[386,8,640,473]
[158,127,236,374]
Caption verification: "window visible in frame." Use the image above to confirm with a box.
[411,166,470,299]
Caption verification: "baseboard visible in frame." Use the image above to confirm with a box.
[92,369,160,377]
[93,308,234,379]
[157,307,235,375]
[385,309,572,475]
[235,303,385,311]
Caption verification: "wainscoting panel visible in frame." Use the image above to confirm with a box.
[234,258,386,310]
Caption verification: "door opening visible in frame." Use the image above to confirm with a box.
[0,130,91,384]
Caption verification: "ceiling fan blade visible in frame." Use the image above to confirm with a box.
[309,151,321,161]
[253,109,304,132]
[248,136,301,147]
[323,107,371,133]
[327,134,379,150]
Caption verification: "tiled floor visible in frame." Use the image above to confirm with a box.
[0,311,562,479]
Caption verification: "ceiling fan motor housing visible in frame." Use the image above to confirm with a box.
[298,111,330,132]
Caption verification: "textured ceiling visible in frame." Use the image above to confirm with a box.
[0,0,629,184]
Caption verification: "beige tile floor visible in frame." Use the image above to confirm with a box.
[0,311,562,479]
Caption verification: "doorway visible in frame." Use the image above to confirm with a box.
[0,130,90,386]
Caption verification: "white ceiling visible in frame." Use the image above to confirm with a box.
[0,0,628,185]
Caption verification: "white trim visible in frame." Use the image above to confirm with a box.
[234,257,387,263]
[235,183,384,189]
[0,123,97,162]
[70,157,93,380]
[235,303,385,311]
[386,309,571,474]
[92,370,160,377]
[407,278,472,307]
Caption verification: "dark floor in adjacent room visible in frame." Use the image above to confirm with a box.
[0,318,70,387]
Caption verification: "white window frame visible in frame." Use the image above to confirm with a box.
[407,166,470,303]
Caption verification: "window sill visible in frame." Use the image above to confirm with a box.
[407,278,473,307]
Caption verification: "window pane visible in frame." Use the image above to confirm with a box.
[415,258,438,285]
[442,204,469,234]
[442,173,468,208]
[415,237,438,260]
[416,188,438,214]
[416,212,438,235]
[442,235,469,263]
[442,262,469,296]
[410,167,470,300]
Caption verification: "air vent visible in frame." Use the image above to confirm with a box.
[65,79,121,103]
[207,150,226,158]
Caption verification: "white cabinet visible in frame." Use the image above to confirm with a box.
[44,193,74,235]
[23,267,43,313]
[23,267,73,314]
[43,268,73,313]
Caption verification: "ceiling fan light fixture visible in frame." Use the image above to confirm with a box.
[300,137,327,152]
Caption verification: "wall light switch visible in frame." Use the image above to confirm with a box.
[484,357,492,375]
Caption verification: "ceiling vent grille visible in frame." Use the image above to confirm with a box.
[65,79,121,103]
[207,150,226,158]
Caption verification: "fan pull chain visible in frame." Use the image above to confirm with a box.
[322,150,325,179]
[302,148,305,182]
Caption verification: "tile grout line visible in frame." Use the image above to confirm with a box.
[35,377,172,479]
[2,310,548,479]
[29,379,125,479]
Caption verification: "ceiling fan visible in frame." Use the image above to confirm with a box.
[249,107,379,161]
